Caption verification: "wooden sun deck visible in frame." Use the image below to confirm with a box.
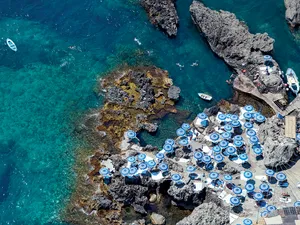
[285,116,296,139]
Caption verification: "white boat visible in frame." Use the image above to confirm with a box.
[6,38,17,52]
[286,68,299,95]
[198,93,212,101]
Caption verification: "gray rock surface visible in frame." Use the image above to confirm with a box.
[150,213,166,225]
[168,85,181,101]
[176,202,230,225]
[143,144,159,152]
[285,0,300,27]
[142,122,158,133]
[141,0,179,37]
[258,116,297,167]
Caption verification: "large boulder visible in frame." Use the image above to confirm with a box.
[176,202,230,225]
[150,213,166,225]
[168,85,181,101]
[141,0,179,37]
[285,0,300,28]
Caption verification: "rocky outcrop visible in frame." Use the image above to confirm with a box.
[190,1,287,105]
[150,213,166,225]
[141,0,179,37]
[258,116,297,168]
[285,0,300,28]
[176,202,230,225]
[168,85,181,101]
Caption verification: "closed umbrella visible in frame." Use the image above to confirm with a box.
[254,192,264,201]
[244,171,253,179]
[233,186,242,195]
[156,152,165,160]
[214,154,224,163]
[126,130,136,139]
[226,146,237,155]
[171,174,182,182]
[194,151,203,160]
[244,105,254,112]
[230,197,241,206]
[212,145,222,153]
[246,129,256,137]
[165,139,175,146]
[163,144,173,153]
[176,128,185,136]
[222,132,231,140]
[181,123,191,131]
[244,122,253,129]
[138,153,146,161]
[276,172,287,181]
[198,113,208,120]
[219,140,229,149]
[210,133,220,142]
[245,183,255,192]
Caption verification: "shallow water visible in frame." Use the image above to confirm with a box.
[0,0,300,224]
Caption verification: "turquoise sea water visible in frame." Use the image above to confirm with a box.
[0,0,300,224]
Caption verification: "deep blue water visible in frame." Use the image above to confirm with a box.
[0,0,300,224]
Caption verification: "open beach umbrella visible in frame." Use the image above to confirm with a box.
[159,163,169,172]
[138,153,146,161]
[264,55,272,61]
[120,168,130,177]
[259,183,270,192]
[253,147,263,155]
[171,174,182,182]
[219,140,229,149]
[233,135,243,141]
[156,152,165,160]
[129,167,138,175]
[212,145,222,153]
[230,197,241,206]
[244,122,253,129]
[294,201,300,207]
[233,186,242,195]
[178,138,189,146]
[231,114,239,121]
[147,160,157,169]
[100,167,110,176]
[255,114,266,123]
[267,205,276,212]
[217,113,227,121]
[176,128,186,136]
[202,155,212,164]
[214,154,224,163]
[181,123,191,131]
[244,105,254,112]
[163,144,174,153]
[265,169,275,177]
[126,130,136,139]
[246,129,256,137]
[239,154,248,161]
[261,211,268,217]
[233,140,244,148]
[250,136,259,144]
[200,120,209,127]
[245,183,255,192]
[194,151,203,160]
[209,172,219,180]
[224,124,233,132]
[186,165,196,173]
[165,139,175,146]
[224,174,232,181]
[139,162,148,170]
[243,112,253,120]
[253,192,264,201]
[231,120,241,127]
[197,112,208,120]
[210,133,220,142]
[226,146,237,155]
[244,171,253,179]
[127,156,136,163]
[222,132,231,140]
[276,172,287,181]
[243,218,253,225]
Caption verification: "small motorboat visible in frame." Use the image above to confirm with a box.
[6,38,17,52]
[286,68,299,95]
[198,93,212,101]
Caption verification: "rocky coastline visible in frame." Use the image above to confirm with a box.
[285,0,300,28]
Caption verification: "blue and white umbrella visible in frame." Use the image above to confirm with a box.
[239,154,248,161]
[231,120,241,127]
[120,168,130,177]
[255,114,266,123]
[233,135,243,141]
[230,197,241,206]
[231,114,239,121]
[176,128,186,136]
[171,174,182,182]
[165,139,175,146]
[245,183,255,192]
[202,155,212,164]
[139,162,148,170]
[127,156,136,163]
[263,55,272,61]
[265,169,275,177]
[201,120,209,127]
[129,167,138,175]
[261,211,268,217]
[210,133,220,142]
[100,167,110,176]
[209,172,219,180]
[156,152,165,160]
[294,201,300,207]
[243,112,253,120]
[233,186,242,195]
[212,145,222,153]
[243,218,253,225]
[217,113,227,121]
[194,151,203,160]
[222,132,231,140]
[181,123,191,131]
[234,140,244,148]
[226,146,237,155]
[250,136,259,144]
[178,138,189,146]
[163,144,174,153]
[267,205,276,212]
[253,147,263,155]
[138,153,146,161]
[186,165,196,173]
[159,163,169,171]
[224,174,233,181]
[244,171,253,179]
[276,172,287,181]
[126,130,136,139]
[147,160,157,169]
[259,183,270,192]
[297,133,300,141]
[198,112,208,120]
[254,192,264,201]
[214,154,224,163]
[219,140,229,149]
[244,105,254,112]
[246,129,257,137]
[224,124,233,132]
[244,122,253,129]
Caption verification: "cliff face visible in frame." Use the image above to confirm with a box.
[141,0,179,37]
[285,0,300,28]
